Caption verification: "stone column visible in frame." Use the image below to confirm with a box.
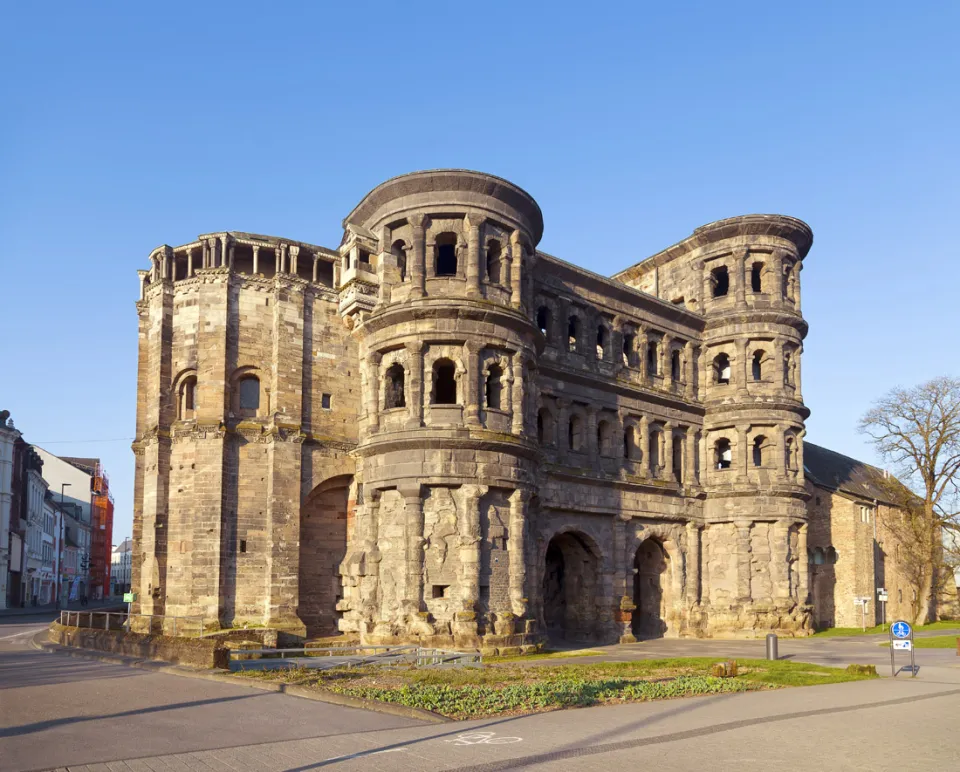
[252,245,259,275]
[737,338,749,395]
[186,247,194,278]
[686,429,698,485]
[289,245,299,276]
[228,244,235,271]
[511,355,525,435]
[406,341,424,429]
[557,398,571,464]
[774,340,785,390]
[797,522,810,603]
[366,353,382,435]
[333,258,341,288]
[684,341,695,399]
[459,485,486,615]
[510,231,523,309]
[220,236,229,270]
[700,260,710,307]
[661,334,672,387]
[685,522,700,605]
[794,263,803,313]
[794,347,803,400]
[664,422,675,480]
[409,214,426,299]
[772,520,791,600]
[734,247,747,309]
[638,327,648,382]
[275,247,281,275]
[508,489,528,618]
[639,415,649,478]
[737,425,749,482]
[312,254,319,283]
[736,521,752,603]
[770,249,784,301]
[796,429,806,485]
[401,486,424,612]
[465,216,482,297]
[463,342,481,427]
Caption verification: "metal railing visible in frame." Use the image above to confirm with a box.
[58,610,205,637]
[227,644,482,672]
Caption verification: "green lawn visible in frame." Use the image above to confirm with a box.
[812,620,960,637]
[236,657,877,719]
[879,635,959,649]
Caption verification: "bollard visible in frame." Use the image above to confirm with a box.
[766,633,779,661]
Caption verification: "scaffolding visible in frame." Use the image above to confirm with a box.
[89,463,114,600]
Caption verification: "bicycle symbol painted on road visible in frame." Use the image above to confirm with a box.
[445,732,523,746]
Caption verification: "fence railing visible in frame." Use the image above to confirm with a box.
[59,610,205,637]
[227,644,482,672]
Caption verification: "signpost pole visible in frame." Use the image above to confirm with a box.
[889,625,896,677]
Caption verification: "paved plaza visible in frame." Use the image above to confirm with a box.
[2,614,959,772]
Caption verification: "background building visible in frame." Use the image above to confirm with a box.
[0,411,20,609]
[111,537,132,595]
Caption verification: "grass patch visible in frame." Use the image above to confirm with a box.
[234,657,877,719]
[812,620,960,637]
[880,635,959,649]
[488,648,605,663]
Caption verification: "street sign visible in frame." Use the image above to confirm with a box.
[878,592,888,602]
[893,640,912,650]
[123,592,137,603]
[877,587,886,595]
[891,621,911,639]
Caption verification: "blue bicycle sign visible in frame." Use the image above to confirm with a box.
[891,620,912,639]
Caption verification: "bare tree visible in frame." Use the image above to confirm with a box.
[860,376,960,625]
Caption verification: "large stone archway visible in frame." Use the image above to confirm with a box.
[633,538,671,639]
[542,531,602,642]
[298,475,352,637]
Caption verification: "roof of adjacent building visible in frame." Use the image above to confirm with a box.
[113,538,133,554]
[804,442,904,505]
[60,456,100,475]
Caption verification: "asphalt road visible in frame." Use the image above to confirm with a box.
[2,618,959,772]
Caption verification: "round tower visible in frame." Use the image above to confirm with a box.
[696,215,813,634]
[336,170,545,648]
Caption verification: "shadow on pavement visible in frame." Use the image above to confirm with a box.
[0,692,264,738]
[0,650,143,688]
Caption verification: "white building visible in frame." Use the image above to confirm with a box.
[22,462,49,606]
[0,411,20,610]
[111,538,132,594]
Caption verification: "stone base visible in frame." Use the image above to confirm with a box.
[696,601,813,638]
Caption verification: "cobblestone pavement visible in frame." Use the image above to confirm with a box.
[3,627,959,771]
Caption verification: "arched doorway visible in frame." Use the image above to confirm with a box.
[542,531,601,642]
[633,539,670,638]
[299,475,352,637]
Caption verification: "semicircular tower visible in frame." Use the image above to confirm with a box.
[337,170,544,647]
[694,216,812,634]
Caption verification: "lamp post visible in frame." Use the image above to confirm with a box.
[55,483,70,609]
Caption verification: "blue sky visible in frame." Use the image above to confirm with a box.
[2,2,958,542]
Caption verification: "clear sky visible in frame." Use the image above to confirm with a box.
[2,2,958,543]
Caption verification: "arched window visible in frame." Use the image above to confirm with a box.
[432,359,457,404]
[714,353,731,385]
[753,435,765,467]
[486,364,503,410]
[622,333,635,367]
[826,547,838,565]
[568,415,583,451]
[752,350,764,381]
[624,425,639,460]
[597,420,612,456]
[486,240,501,284]
[647,339,659,376]
[538,408,555,446]
[435,233,458,276]
[238,376,260,416]
[385,364,406,409]
[537,306,551,338]
[596,326,608,361]
[178,375,197,420]
[751,262,763,293]
[711,266,729,297]
[784,436,797,471]
[568,316,580,353]
[812,547,825,565]
[715,438,732,470]
[648,426,662,474]
[391,240,407,281]
[671,349,682,382]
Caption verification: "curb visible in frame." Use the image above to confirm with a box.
[31,631,450,724]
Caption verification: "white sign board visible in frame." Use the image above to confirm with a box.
[892,640,912,650]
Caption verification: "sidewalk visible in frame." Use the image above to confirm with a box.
[0,599,121,618]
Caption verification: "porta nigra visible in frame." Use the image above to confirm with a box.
[131,169,894,650]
